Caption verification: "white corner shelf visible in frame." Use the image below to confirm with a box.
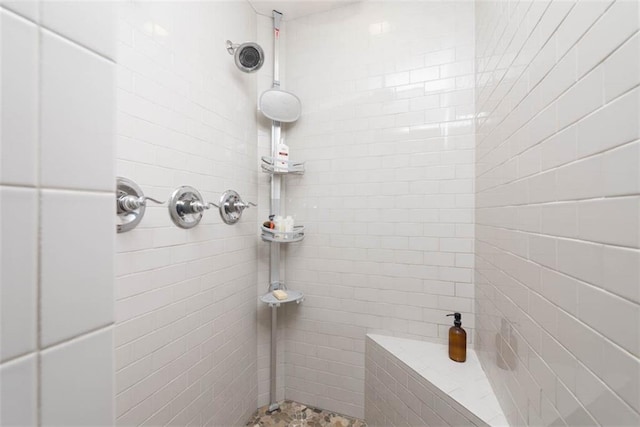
[261,156,305,175]
[261,225,305,243]
[260,289,305,307]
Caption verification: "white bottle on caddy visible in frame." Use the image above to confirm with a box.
[284,216,294,233]
[275,139,289,172]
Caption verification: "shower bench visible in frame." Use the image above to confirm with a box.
[365,334,508,426]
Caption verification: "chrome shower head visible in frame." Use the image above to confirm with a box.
[226,40,264,73]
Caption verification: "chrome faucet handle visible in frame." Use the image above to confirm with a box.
[217,190,256,224]
[177,199,220,215]
[231,200,257,211]
[117,195,164,212]
[168,186,209,229]
[116,177,162,233]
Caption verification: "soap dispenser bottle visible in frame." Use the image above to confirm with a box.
[446,312,467,363]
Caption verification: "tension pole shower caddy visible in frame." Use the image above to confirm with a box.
[259,10,305,413]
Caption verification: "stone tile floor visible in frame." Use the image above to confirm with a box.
[246,400,367,427]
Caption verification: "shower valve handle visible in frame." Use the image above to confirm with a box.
[118,195,164,212]
[228,200,257,213]
[217,190,256,224]
[178,200,216,215]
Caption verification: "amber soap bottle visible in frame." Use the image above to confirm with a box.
[446,312,467,363]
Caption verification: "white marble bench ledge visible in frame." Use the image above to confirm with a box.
[366,334,508,427]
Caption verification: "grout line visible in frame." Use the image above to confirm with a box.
[38,26,115,64]
[36,18,43,427]
[476,188,640,208]
[0,350,39,366]
[39,323,115,353]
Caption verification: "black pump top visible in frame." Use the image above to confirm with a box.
[447,312,462,327]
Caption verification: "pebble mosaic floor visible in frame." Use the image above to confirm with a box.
[246,400,367,427]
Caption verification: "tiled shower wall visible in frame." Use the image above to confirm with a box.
[474,0,639,426]
[1,1,115,425]
[115,2,259,425]
[283,1,475,418]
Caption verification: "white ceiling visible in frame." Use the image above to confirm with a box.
[248,0,359,20]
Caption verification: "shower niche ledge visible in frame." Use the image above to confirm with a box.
[261,156,305,175]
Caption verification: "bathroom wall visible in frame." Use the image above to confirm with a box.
[474,0,639,426]
[0,1,116,425]
[282,1,476,417]
[115,1,259,425]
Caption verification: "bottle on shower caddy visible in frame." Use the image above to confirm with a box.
[272,215,283,239]
[446,312,467,363]
[275,139,289,172]
[284,216,294,233]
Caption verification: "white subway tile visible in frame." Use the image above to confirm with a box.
[541,203,578,238]
[0,354,37,427]
[409,67,439,84]
[0,187,37,361]
[556,155,602,201]
[0,10,38,185]
[40,31,115,191]
[41,328,114,426]
[603,140,640,197]
[557,239,603,287]
[556,65,603,129]
[603,246,640,304]
[576,87,639,159]
[577,283,639,355]
[41,190,114,346]
[577,197,640,247]
[540,268,578,316]
[603,33,640,102]
[599,338,640,413]
[41,1,115,59]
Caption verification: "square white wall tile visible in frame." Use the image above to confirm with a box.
[41,327,114,426]
[40,0,115,59]
[40,30,115,192]
[1,9,38,186]
[0,354,37,426]
[40,189,114,346]
[0,187,38,360]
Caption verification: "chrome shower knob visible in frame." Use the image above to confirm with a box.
[118,194,164,212]
[176,199,216,215]
[217,190,256,225]
[168,186,210,229]
[116,177,164,233]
